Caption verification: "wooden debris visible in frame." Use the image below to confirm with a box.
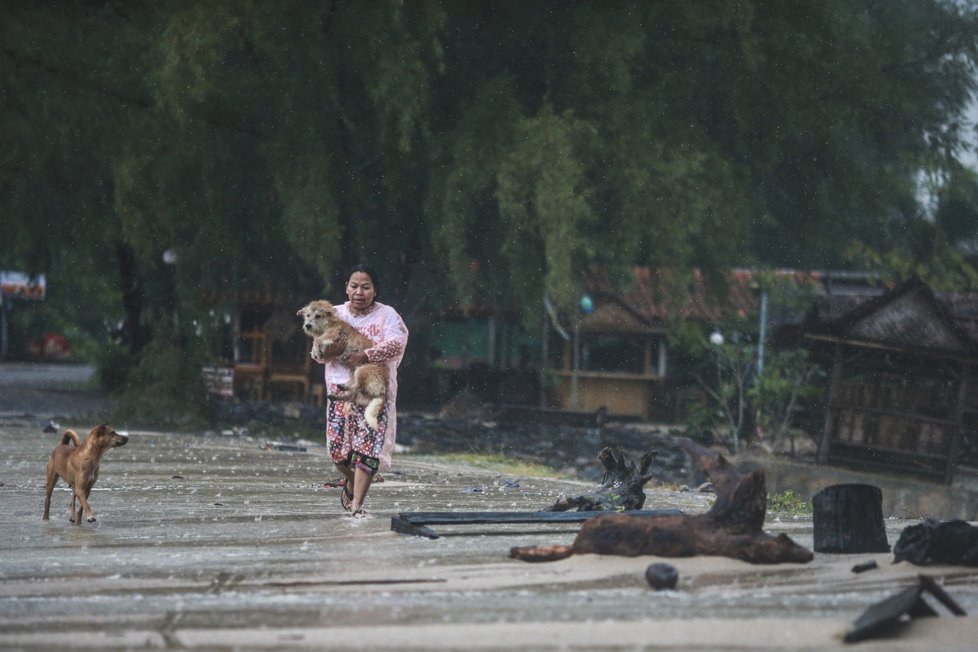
[812,483,890,553]
[844,574,966,643]
[391,509,682,540]
[851,560,879,574]
[510,438,813,564]
[545,447,657,512]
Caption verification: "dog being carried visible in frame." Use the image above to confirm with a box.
[43,424,129,525]
[297,300,389,431]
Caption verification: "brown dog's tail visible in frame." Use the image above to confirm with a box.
[61,429,81,447]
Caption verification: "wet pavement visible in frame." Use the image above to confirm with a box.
[2,364,978,650]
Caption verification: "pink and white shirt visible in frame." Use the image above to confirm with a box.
[322,301,409,470]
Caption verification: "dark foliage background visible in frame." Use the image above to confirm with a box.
[2,0,978,417]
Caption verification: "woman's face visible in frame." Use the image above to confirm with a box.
[346,271,376,312]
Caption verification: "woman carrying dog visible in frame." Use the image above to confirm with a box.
[323,264,408,518]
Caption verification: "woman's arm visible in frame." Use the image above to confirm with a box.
[364,307,409,364]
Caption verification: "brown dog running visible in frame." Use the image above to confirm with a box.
[43,424,129,525]
[297,300,390,431]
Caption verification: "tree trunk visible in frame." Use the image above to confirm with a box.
[511,438,814,565]
[115,242,147,355]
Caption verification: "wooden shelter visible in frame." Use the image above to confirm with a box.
[549,268,819,420]
[551,293,668,420]
[206,285,320,403]
[800,278,978,483]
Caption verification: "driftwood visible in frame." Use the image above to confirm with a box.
[545,447,656,512]
[511,437,814,565]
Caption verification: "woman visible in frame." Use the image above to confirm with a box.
[323,264,408,518]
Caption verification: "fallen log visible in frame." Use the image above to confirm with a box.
[545,447,656,512]
[511,437,813,565]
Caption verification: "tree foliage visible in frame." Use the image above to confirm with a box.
[2,0,978,405]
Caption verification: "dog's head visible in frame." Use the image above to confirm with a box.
[297,300,338,337]
[89,424,129,450]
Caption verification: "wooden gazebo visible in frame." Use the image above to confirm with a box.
[801,279,978,483]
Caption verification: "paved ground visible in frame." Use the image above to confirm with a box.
[2,363,978,650]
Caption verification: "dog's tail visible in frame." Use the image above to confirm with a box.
[60,429,81,447]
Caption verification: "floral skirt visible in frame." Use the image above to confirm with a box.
[325,383,388,474]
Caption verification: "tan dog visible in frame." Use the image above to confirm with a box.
[43,424,129,525]
[297,300,389,430]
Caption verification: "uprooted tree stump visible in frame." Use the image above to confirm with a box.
[545,447,657,512]
[511,438,814,565]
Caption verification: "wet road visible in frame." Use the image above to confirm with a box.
[2,365,978,650]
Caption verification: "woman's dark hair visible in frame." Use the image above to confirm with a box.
[348,264,380,296]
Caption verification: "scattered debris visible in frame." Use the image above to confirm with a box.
[892,518,978,566]
[851,560,878,574]
[510,438,814,564]
[844,574,966,643]
[545,447,656,512]
[259,440,307,452]
[493,404,608,428]
[645,563,678,590]
[391,509,682,540]
[813,484,890,554]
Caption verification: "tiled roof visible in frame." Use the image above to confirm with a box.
[584,267,822,325]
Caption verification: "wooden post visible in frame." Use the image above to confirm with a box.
[945,361,969,485]
[812,484,890,553]
[817,344,842,464]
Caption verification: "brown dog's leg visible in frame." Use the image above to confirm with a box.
[68,487,81,524]
[75,481,98,523]
[42,461,58,520]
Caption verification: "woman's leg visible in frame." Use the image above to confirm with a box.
[343,398,388,514]
[334,461,355,511]
[325,390,357,510]
[350,465,372,513]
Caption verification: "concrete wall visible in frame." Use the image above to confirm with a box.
[749,456,978,522]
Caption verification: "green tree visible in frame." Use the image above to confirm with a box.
[3,0,978,415]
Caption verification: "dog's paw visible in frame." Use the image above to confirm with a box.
[87,516,97,523]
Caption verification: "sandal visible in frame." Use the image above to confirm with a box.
[351,508,369,519]
[340,486,353,512]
